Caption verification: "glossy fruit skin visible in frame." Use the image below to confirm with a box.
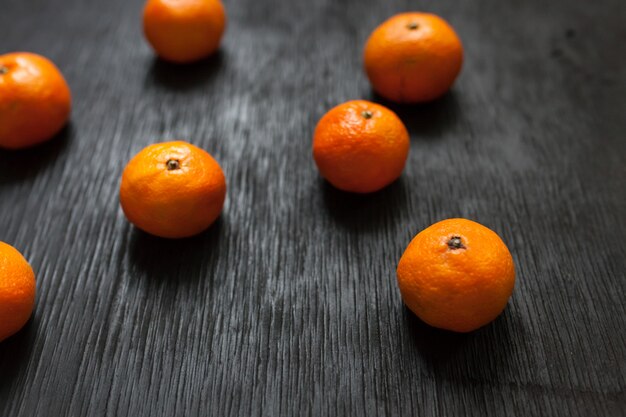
[0,242,36,343]
[143,0,226,63]
[364,12,463,103]
[0,52,71,149]
[313,100,409,193]
[397,218,515,332]
[120,141,226,238]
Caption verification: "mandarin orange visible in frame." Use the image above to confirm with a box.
[0,52,71,149]
[397,218,515,332]
[0,242,36,343]
[364,12,463,103]
[143,0,226,63]
[120,141,226,238]
[313,100,409,193]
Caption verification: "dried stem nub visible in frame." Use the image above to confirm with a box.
[166,159,180,170]
[361,110,373,119]
[407,22,419,30]
[0,66,8,75]
[447,236,466,250]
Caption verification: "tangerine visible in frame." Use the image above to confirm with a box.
[120,141,226,238]
[143,0,226,63]
[397,218,515,332]
[312,100,409,193]
[364,12,463,103]
[0,242,36,343]
[0,52,71,149]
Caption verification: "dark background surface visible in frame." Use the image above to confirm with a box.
[1,0,625,415]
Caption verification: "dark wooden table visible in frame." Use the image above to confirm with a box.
[1,0,624,415]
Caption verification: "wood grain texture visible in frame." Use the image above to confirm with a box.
[1,0,625,415]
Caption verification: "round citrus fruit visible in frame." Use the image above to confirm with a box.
[0,242,36,343]
[312,100,410,193]
[143,0,226,64]
[0,52,71,149]
[120,141,226,238]
[397,218,515,332]
[364,12,463,103]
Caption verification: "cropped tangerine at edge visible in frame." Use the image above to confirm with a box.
[0,52,71,149]
[143,0,227,63]
[0,241,36,343]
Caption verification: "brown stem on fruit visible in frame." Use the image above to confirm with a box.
[0,66,8,75]
[447,236,466,250]
[361,110,373,119]
[407,22,419,30]
[166,159,181,170]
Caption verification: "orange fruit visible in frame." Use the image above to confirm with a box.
[364,12,463,103]
[120,141,226,238]
[143,0,226,63]
[312,100,410,193]
[0,242,36,343]
[0,52,71,149]
[397,218,515,332]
